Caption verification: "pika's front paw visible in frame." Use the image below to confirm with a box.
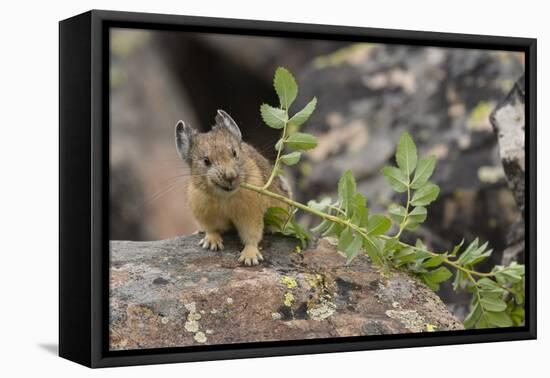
[199,233,224,251]
[238,245,264,266]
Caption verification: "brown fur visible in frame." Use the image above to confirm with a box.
[176,113,289,265]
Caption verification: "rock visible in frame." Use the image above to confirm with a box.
[109,233,463,350]
[490,76,526,264]
[490,76,526,214]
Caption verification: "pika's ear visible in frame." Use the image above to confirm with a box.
[175,120,195,160]
[215,109,242,141]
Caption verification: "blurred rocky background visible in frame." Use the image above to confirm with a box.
[109,28,525,320]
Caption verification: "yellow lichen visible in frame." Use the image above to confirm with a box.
[306,273,324,289]
[281,276,298,289]
[426,323,437,332]
[283,292,295,307]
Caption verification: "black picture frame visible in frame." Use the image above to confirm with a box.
[59,9,537,368]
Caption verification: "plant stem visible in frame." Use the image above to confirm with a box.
[263,119,288,190]
[466,271,485,318]
[241,182,373,243]
[393,185,411,239]
[242,182,504,288]
[378,235,495,278]
[328,204,346,216]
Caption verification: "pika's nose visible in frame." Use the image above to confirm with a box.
[223,172,237,185]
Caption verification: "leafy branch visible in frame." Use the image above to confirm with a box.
[241,67,525,329]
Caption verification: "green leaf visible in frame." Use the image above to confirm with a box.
[288,97,317,130]
[510,306,525,326]
[338,170,356,215]
[407,206,427,227]
[350,193,369,228]
[363,236,384,266]
[450,239,464,257]
[396,131,417,177]
[413,249,433,265]
[274,138,284,152]
[415,239,427,250]
[457,238,479,264]
[457,239,493,266]
[512,277,525,305]
[264,207,310,247]
[464,302,482,329]
[393,247,416,266]
[453,270,466,291]
[411,183,440,207]
[476,278,507,296]
[286,132,318,150]
[485,311,514,327]
[410,156,436,189]
[493,263,524,284]
[421,267,452,291]
[384,238,399,252]
[274,67,298,110]
[344,233,363,262]
[427,266,453,283]
[280,151,301,166]
[367,215,391,236]
[338,227,353,252]
[260,104,287,129]
[389,206,407,224]
[422,253,447,268]
[479,296,507,312]
[284,218,311,248]
[264,207,289,230]
[381,166,409,193]
[311,219,331,234]
[322,221,344,238]
[475,313,491,329]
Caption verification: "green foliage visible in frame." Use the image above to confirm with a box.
[253,66,525,331]
[381,167,408,193]
[273,67,298,110]
[289,97,317,131]
[260,67,318,174]
[286,132,318,150]
[260,104,287,129]
[264,206,310,248]
[411,183,440,206]
[411,156,436,189]
[395,131,417,177]
[280,152,301,166]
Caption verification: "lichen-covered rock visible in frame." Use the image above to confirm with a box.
[490,76,526,265]
[490,76,525,214]
[109,233,462,350]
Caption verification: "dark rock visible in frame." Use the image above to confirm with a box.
[109,233,463,350]
[152,277,170,286]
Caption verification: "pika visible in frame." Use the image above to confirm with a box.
[175,110,291,266]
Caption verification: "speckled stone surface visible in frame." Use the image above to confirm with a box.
[109,233,463,350]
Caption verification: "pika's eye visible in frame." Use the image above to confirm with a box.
[232,148,238,158]
[203,157,211,166]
